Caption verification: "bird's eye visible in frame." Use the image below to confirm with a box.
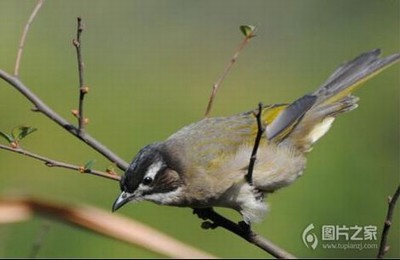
[142,176,153,185]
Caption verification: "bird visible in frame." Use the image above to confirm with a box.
[112,49,399,224]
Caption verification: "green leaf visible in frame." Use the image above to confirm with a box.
[11,126,37,141]
[18,126,37,141]
[240,25,256,37]
[84,159,96,170]
[0,131,13,143]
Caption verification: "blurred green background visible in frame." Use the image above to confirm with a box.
[0,0,399,258]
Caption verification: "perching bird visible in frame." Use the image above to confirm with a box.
[112,49,399,224]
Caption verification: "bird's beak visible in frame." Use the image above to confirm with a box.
[112,191,132,212]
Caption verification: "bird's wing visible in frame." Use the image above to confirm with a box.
[166,102,310,170]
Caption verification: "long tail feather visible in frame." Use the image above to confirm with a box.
[313,49,400,106]
[285,49,400,151]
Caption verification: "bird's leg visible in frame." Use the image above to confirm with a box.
[193,207,219,229]
[238,220,251,232]
[193,207,253,236]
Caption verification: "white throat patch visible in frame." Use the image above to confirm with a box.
[144,187,183,205]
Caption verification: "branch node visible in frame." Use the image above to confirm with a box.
[77,17,83,31]
[44,162,55,167]
[83,118,89,125]
[72,38,80,48]
[71,109,79,118]
[80,86,89,94]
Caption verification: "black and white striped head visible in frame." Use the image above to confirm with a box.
[112,143,184,211]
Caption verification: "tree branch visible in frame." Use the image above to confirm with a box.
[194,208,295,259]
[72,17,88,133]
[0,70,128,171]
[0,144,120,181]
[377,184,400,258]
[14,0,45,77]
[246,102,265,185]
[0,197,215,258]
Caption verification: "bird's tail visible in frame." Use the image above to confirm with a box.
[268,49,400,152]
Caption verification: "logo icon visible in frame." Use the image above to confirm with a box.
[302,223,318,250]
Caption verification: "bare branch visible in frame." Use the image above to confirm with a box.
[194,208,296,259]
[14,0,45,77]
[0,70,128,171]
[246,102,265,185]
[0,144,120,181]
[72,17,87,133]
[0,197,215,258]
[377,184,400,258]
[204,25,256,117]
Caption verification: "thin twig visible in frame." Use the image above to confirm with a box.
[194,208,296,259]
[204,26,256,117]
[14,0,45,77]
[377,185,400,259]
[29,221,51,258]
[246,102,265,185]
[0,144,120,181]
[72,17,87,133]
[0,70,128,171]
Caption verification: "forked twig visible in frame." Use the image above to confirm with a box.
[8,12,127,170]
[0,70,128,170]
[204,25,256,117]
[377,185,400,258]
[14,0,45,77]
[0,144,120,181]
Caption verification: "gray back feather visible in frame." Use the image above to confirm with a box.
[266,94,316,140]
